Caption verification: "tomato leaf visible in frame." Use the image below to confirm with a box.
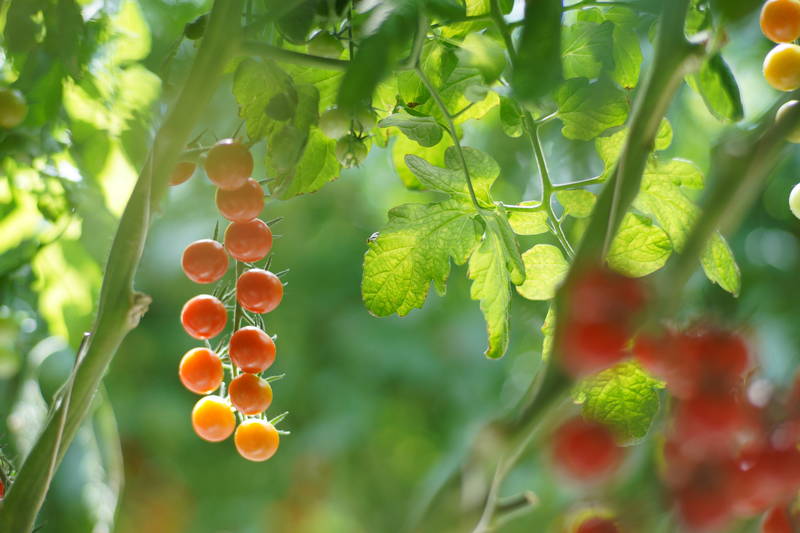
[516,244,569,301]
[607,213,673,277]
[379,113,444,147]
[513,0,562,101]
[555,78,628,141]
[686,53,744,122]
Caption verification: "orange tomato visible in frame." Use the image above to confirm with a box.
[229,373,273,415]
[764,44,800,91]
[229,326,276,373]
[181,239,229,284]
[204,139,252,190]
[180,295,227,339]
[224,219,273,263]
[234,419,279,461]
[761,0,800,43]
[191,396,235,442]
[236,269,284,314]
[169,161,196,186]
[179,347,223,394]
[216,178,264,222]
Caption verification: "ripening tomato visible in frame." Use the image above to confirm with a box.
[0,88,27,129]
[181,239,229,284]
[761,506,795,533]
[675,480,733,532]
[731,447,800,515]
[761,0,800,43]
[169,161,196,186]
[204,139,253,190]
[229,326,276,373]
[790,183,800,220]
[236,269,284,314]
[179,347,223,394]
[229,373,273,415]
[181,295,227,339]
[764,44,800,91]
[0,478,5,499]
[567,265,647,325]
[776,100,800,143]
[559,320,629,378]
[552,417,623,483]
[224,219,273,263]
[191,395,235,442]
[575,516,621,533]
[672,392,753,459]
[215,178,264,222]
[234,419,280,462]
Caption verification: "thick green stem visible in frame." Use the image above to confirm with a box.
[240,41,349,70]
[0,2,243,531]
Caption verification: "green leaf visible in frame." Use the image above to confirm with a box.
[541,306,556,360]
[362,200,482,316]
[233,59,294,141]
[513,0,562,101]
[458,33,507,84]
[561,21,614,80]
[516,244,569,301]
[404,146,498,204]
[338,2,419,113]
[391,134,448,189]
[607,213,672,277]
[556,189,596,218]
[701,233,741,296]
[655,119,674,151]
[379,113,443,147]
[468,214,521,359]
[709,0,762,22]
[573,361,663,444]
[596,120,674,178]
[424,0,467,20]
[555,78,628,141]
[686,53,744,122]
[397,41,458,105]
[423,67,499,125]
[486,211,525,286]
[499,96,523,138]
[282,64,343,112]
[508,206,548,235]
[271,128,341,199]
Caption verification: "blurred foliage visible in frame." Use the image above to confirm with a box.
[0,0,799,532]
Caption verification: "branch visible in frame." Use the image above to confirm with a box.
[240,41,349,70]
[0,2,244,531]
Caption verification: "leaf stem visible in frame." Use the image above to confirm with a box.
[563,0,632,10]
[240,41,349,70]
[489,0,516,64]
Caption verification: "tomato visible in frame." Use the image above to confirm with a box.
[179,347,223,394]
[204,139,253,190]
[215,178,264,222]
[191,395,235,442]
[776,101,800,143]
[761,506,795,533]
[761,0,800,43]
[229,326,276,373]
[764,44,800,91]
[236,269,284,314]
[559,320,629,378]
[234,419,280,462]
[0,478,5,499]
[567,265,647,325]
[335,134,368,168]
[319,107,350,139]
[672,393,753,459]
[355,107,377,132]
[229,373,273,415]
[169,161,196,186]
[181,295,227,339]
[0,88,27,129]
[790,183,800,220]
[181,239,229,284]
[307,31,344,58]
[224,219,273,263]
[575,516,621,533]
[552,417,622,483]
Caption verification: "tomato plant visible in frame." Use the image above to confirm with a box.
[3,0,800,531]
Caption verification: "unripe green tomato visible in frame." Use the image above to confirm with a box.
[307,31,344,58]
[319,107,350,139]
[777,100,800,143]
[335,134,368,168]
[0,88,28,129]
[355,108,377,132]
[790,182,800,219]
[184,14,207,40]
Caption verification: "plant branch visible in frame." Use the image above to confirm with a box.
[240,41,349,70]
[489,0,516,64]
[564,0,632,10]
[0,2,244,531]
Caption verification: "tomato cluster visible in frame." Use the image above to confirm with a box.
[173,139,287,462]
[554,264,800,531]
[318,106,374,168]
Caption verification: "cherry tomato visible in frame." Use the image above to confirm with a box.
[229,326,276,373]
[319,107,350,139]
[192,395,235,442]
[559,320,629,378]
[0,478,5,500]
[224,219,273,263]
[761,506,795,533]
[215,178,264,222]
[204,139,253,190]
[234,419,280,462]
[237,269,284,314]
[552,417,622,483]
[0,88,27,129]
[761,0,800,43]
[764,44,800,91]
[169,161,196,186]
[181,239,229,284]
[181,295,227,339]
[179,347,223,394]
[790,183,800,220]
[575,517,621,533]
[776,101,800,143]
[229,373,273,415]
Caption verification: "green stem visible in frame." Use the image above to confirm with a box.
[501,202,544,212]
[415,65,483,211]
[240,41,349,70]
[431,13,492,28]
[0,3,244,532]
[553,176,603,190]
[563,0,632,10]
[489,0,516,63]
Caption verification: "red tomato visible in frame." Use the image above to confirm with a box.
[552,417,623,483]
[229,326,276,373]
[181,295,227,339]
[236,269,284,314]
[229,373,273,415]
[181,239,229,284]
[224,219,273,263]
[179,347,223,394]
[216,178,264,222]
